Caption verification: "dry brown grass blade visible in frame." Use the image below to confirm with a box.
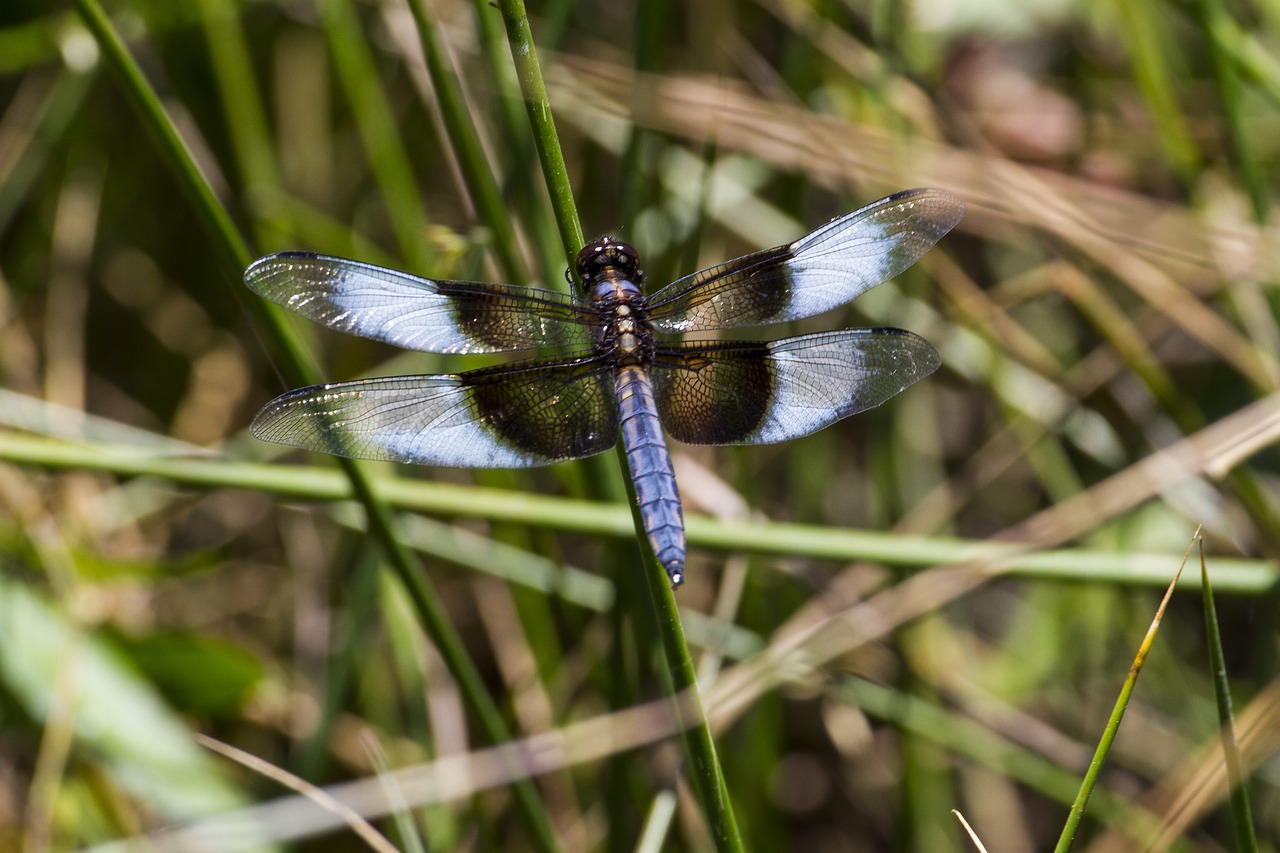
[551,57,1274,280]
[704,558,999,728]
[953,809,992,853]
[998,389,1280,545]
[682,393,1280,761]
[702,388,1280,729]
[196,735,400,853]
[93,699,692,852]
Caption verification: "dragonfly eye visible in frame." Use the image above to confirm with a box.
[576,237,642,282]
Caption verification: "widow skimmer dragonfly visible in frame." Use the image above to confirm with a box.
[247,188,964,587]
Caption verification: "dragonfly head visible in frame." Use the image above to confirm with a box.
[576,237,643,285]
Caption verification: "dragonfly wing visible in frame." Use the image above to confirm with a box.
[652,328,940,445]
[252,358,619,468]
[649,189,963,332]
[246,252,593,353]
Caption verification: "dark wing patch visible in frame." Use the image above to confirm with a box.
[463,358,620,462]
[647,188,964,333]
[650,342,774,444]
[251,357,618,468]
[245,252,595,354]
[652,328,939,445]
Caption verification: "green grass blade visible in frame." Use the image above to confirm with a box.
[491,4,744,847]
[3,428,1280,594]
[313,0,432,270]
[494,0,582,260]
[1053,536,1196,852]
[195,0,292,248]
[404,0,525,282]
[623,455,745,852]
[1191,0,1268,221]
[1113,0,1201,179]
[70,4,563,848]
[1199,541,1258,852]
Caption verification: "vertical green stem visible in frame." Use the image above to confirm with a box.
[1053,543,1190,853]
[619,455,744,852]
[1114,0,1200,180]
[491,3,744,848]
[71,3,562,850]
[493,0,583,262]
[404,0,526,282]
[314,0,433,270]
[1192,0,1268,221]
[1200,546,1258,852]
[647,583,745,851]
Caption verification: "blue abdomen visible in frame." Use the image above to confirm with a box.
[615,366,686,586]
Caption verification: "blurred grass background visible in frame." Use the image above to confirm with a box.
[1,0,1279,850]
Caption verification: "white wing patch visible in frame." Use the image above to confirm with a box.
[252,376,556,468]
[746,329,941,444]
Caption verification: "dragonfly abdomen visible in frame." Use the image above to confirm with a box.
[615,366,686,586]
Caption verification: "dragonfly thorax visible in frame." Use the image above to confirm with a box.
[586,278,656,366]
[577,237,656,366]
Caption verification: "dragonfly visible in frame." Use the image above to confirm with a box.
[247,188,964,587]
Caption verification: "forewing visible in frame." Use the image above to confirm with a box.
[245,252,593,353]
[648,189,963,333]
[652,329,940,445]
[252,359,618,468]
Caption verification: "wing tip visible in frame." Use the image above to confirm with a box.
[249,399,301,447]
[862,326,942,379]
[249,384,348,445]
[889,187,966,230]
[917,339,943,378]
[245,251,311,290]
[244,251,337,289]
